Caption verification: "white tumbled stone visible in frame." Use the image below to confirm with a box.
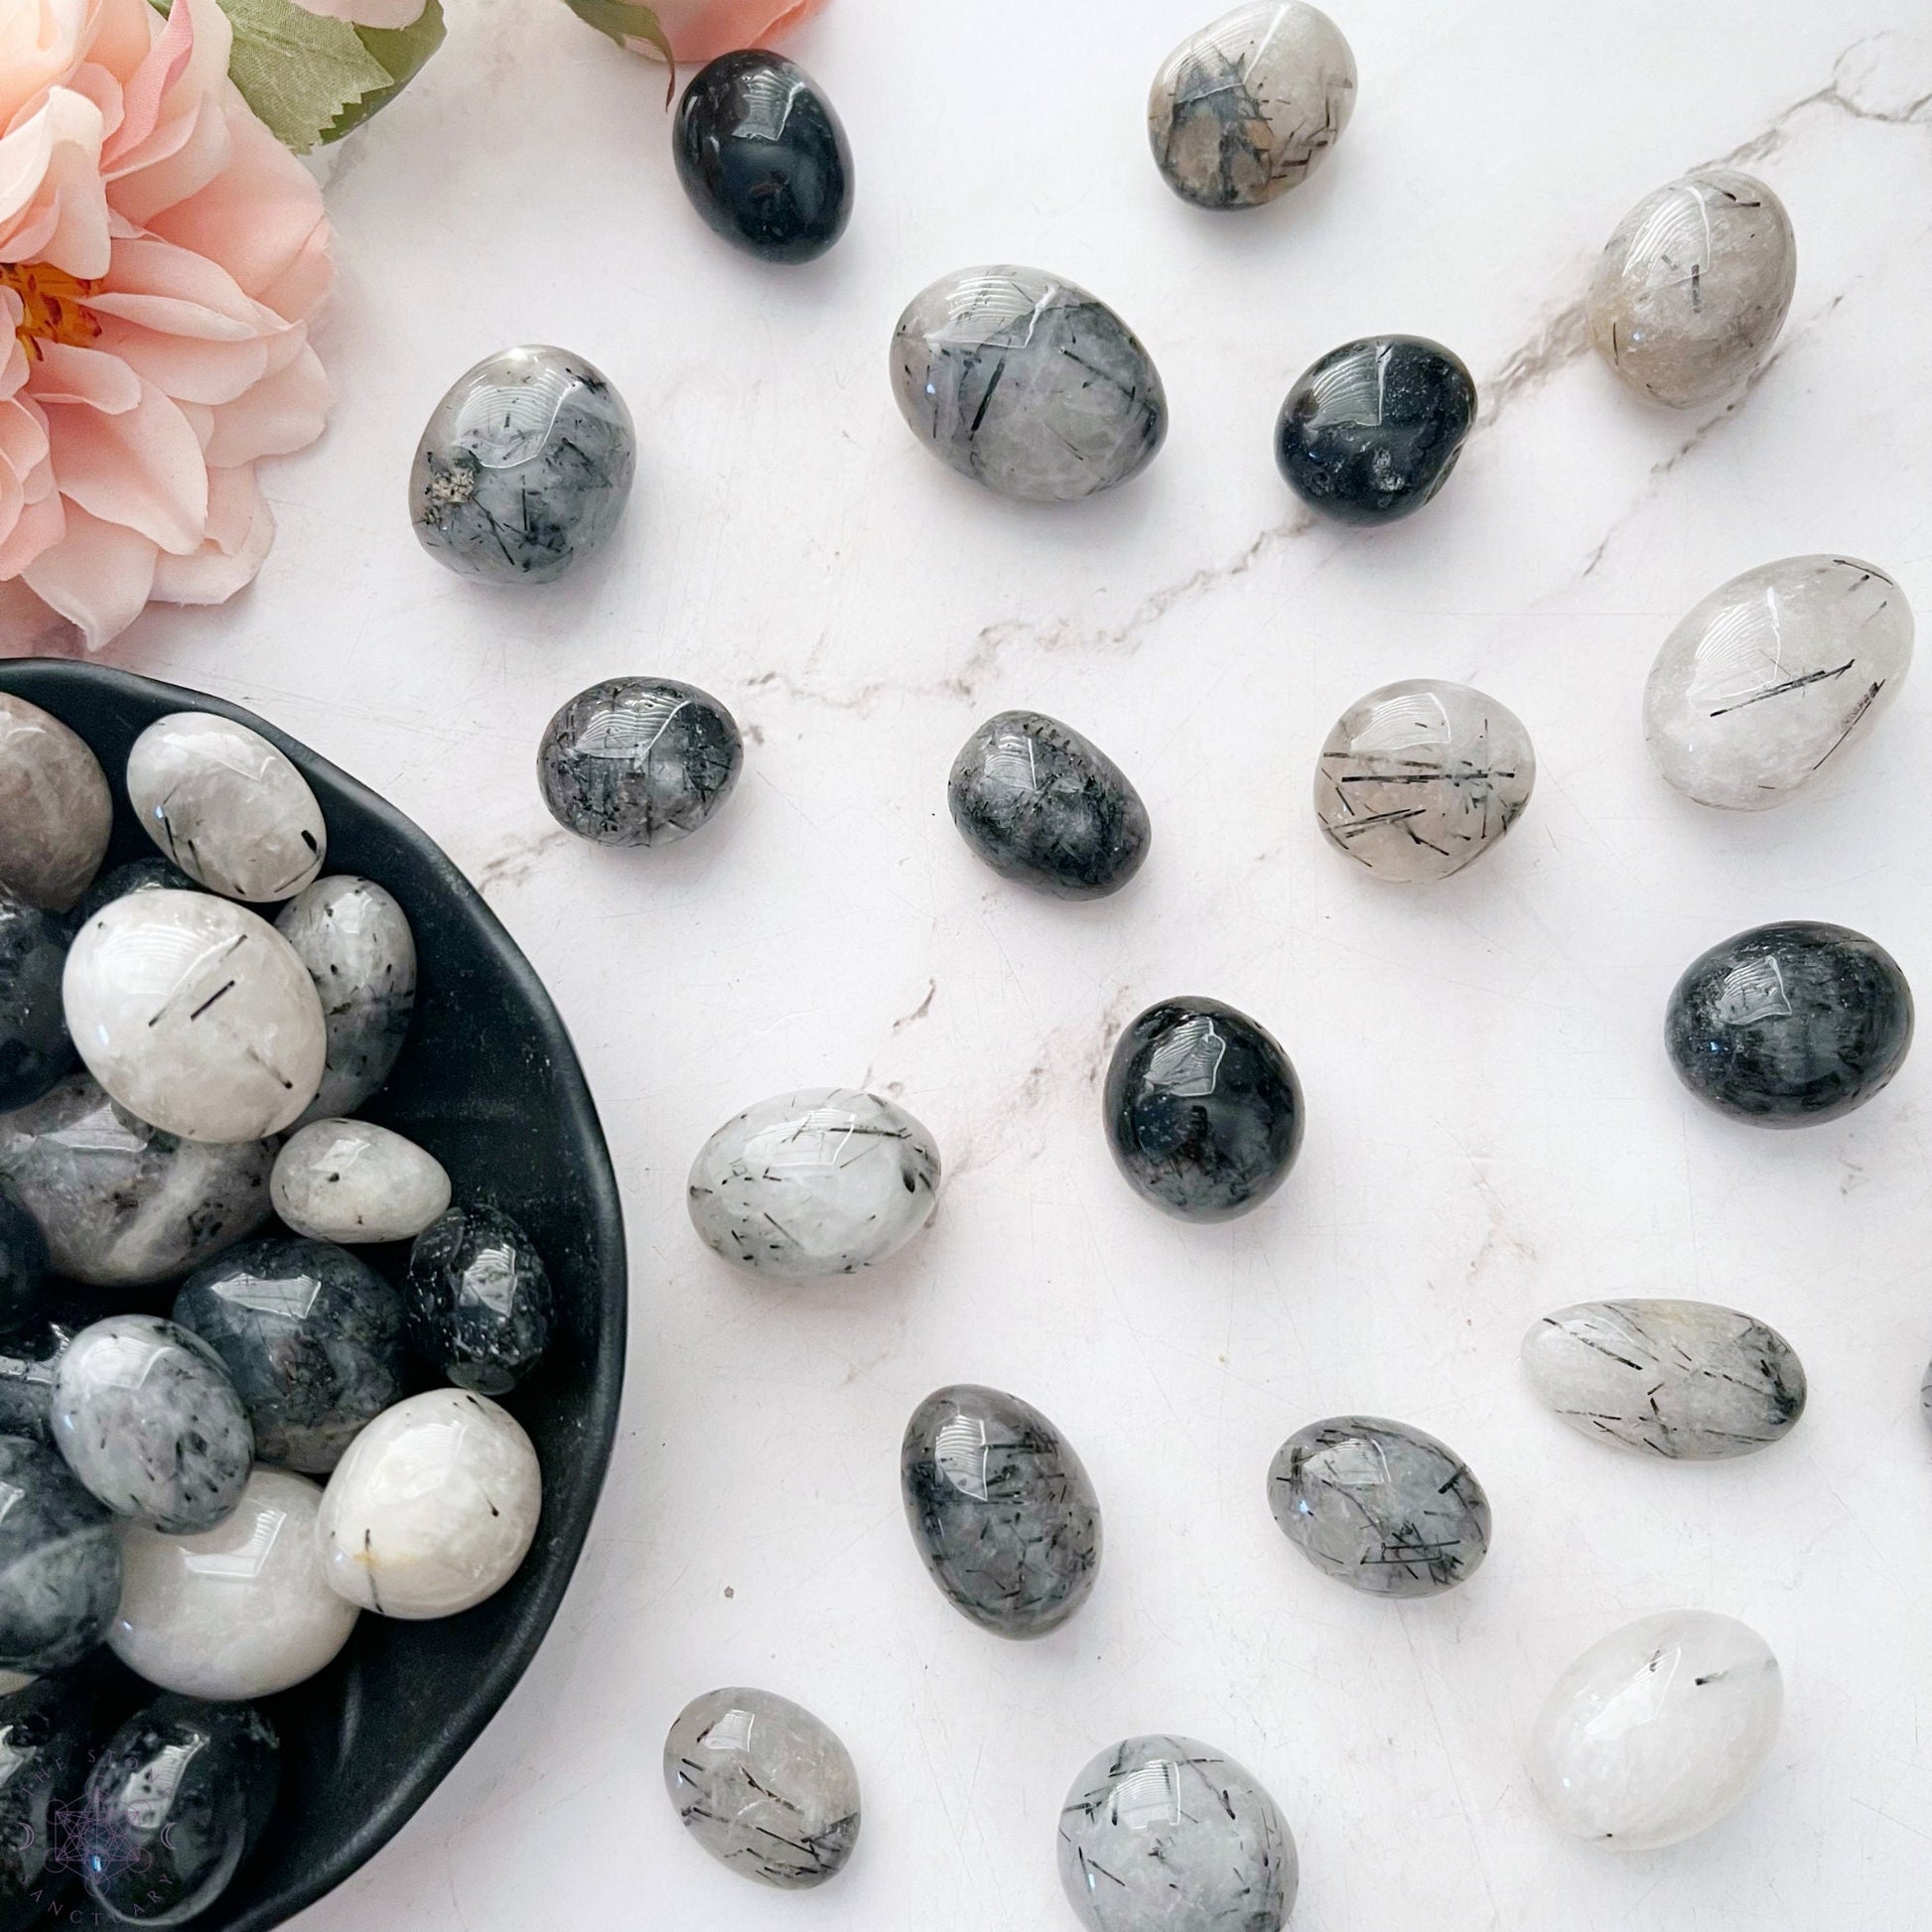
[272,1120,451,1244]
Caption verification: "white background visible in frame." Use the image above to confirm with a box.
[12,1,1932,1926]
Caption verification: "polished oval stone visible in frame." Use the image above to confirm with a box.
[0,1436,120,1672]
[412,345,636,585]
[674,51,853,263]
[891,267,1168,502]
[1588,169,1796,408]
[0,1677,102,1928]
[72,855,200,926]
[275,876,416,1121]
[0,1074,275,1288]
[111,1466,357,1700]
[317,1388,541,1618]
[1666,920,1912,1127]
[1523,1299,1805,1459]
[1314,678,1535,881]
[1104,998,1303,1221]
[0,1192,48,1338]
[64,890,327,1143]
[1276,335,1476,524]
[537,677,745,848]
[688,1087,941,1280]
[1529,1609,1781,1849]
[1268,1415,1489,1595]
[272,1119,451,1245]
[1148,1,1355,210]
[948,712,1151,899]
[0,893,72,1113]
[0,694,111,914]
[1058,1733,1297,1932]
[173,1238,406,1474]
[663,1686,861,1888]
[80,1696,280,1924]
[1644,555,1913,810]
[405,1203,553,1396]
[126,712,327,903]
[52,1315,252,1533]
[900,1384,1101,1639]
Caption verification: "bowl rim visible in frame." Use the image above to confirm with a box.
[0,656,628,1931]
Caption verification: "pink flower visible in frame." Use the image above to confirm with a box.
[286,0,427,32]
[638,0,829,65]
[0,0,332,650]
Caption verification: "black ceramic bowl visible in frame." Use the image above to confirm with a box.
[0,659,626,1930]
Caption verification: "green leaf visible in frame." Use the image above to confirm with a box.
[319,0,447,144]
[216,0,394,152]
[558,0,676,100]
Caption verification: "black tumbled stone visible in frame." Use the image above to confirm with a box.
[0,1189,48,1338]
[405,1203,553,1395]
[71,856,199,927]
[0,1677,106,1932]
[0,1436,120,1673]
[0,892,72,1112]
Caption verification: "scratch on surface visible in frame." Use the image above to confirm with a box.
[892,979,937,1033]
[476,827,568,893]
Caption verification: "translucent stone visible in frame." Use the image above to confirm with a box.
[947,712,1151,899]
[688,1087,941,1280]
[412,345,636,585]
[1587,169,1796,408]
[0,1437,119,1672]
[1267,1415,1490,1596]
[1523,1300,1806,1458]
[110,1466,357,1699]
[1058,1734,1297,1932]
[272,1118,451,1244]
[1528,1610,1781,1849]
[64,890,327,1143]
[1644,555,1913,810]
[0,1679,98,1924]
[404,1203,552,1396]
[317,1389,541,1618]
[1148,1,1355,209]
[1104,998,1303,1221]
[0,1189,48,1335]
[900,1384,1102,1638]
[1314,679,1535,881]
[891,267,1168,502]
[0,892,72,1111]
[664,1687,861,1888]
[1666,920,1913,1127]
[0,694,111,913]
[125,712,327,902]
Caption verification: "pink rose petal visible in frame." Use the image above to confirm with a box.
[21,498,156,646]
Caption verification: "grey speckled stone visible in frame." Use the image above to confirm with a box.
[0,893,73,1113]
[1268,1415,1489,1596]
[891,267,1167,502]
[271,1119,450,1245]
[948,713,1150,899]
[405,1204,552,1396]
[0,1436,120,1672]
[0,1677,102,1926]
[0,1074,276,1288]
[664,1687,860,1889]
[0,695,111,914]
[900,1384,1101,1638]
[538,678,744,848]
[51,1315,253,1532]
[412,345,636,585]
[1058,1734,1297,1932]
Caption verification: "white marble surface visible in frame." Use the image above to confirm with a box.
[9,0,1932,1924]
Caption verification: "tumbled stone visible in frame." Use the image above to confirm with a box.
[317,1388,541,1618]
[52,1315,252,1533]
[1104,998,1303,1221]
[275,876,416,1120]
[688,1087,941,1280]
[1314,678,1535,881]
[111,1466,357,1700]
[173,1238,406,1474]
[64,890,327,1143]
[0,893,72,1112]
[1058,1734,1297,1932]
[0,1678,100,1926]
[891,267,1168,502]
[1588,169,1796,409]
[1529,1609,1781,1849]
[72,855,199,926]
[0,1436,119,1672]
[81,1697,279,1924]
[405,1204,552,1396]
[947,712,1151,899]
[1148,1,1355,210]
[0,1074,275,1287]
[1666,920,1912,1127]
[0,1306,82,1445]
[412,345,636,585]
[1644,555,1913,810]
[126,712,327,902]
[1524,1300,1806,1459]
[0,695,111,913]
[664,1687,860,1888]
[1275,335,1476,523]
[675,51,853,263]
[1268,1415,1489,1596]
[272,1119,451,1245]
[537,678,744,848]
[0,1191,48,1336]
[900,1384,1101,1638]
